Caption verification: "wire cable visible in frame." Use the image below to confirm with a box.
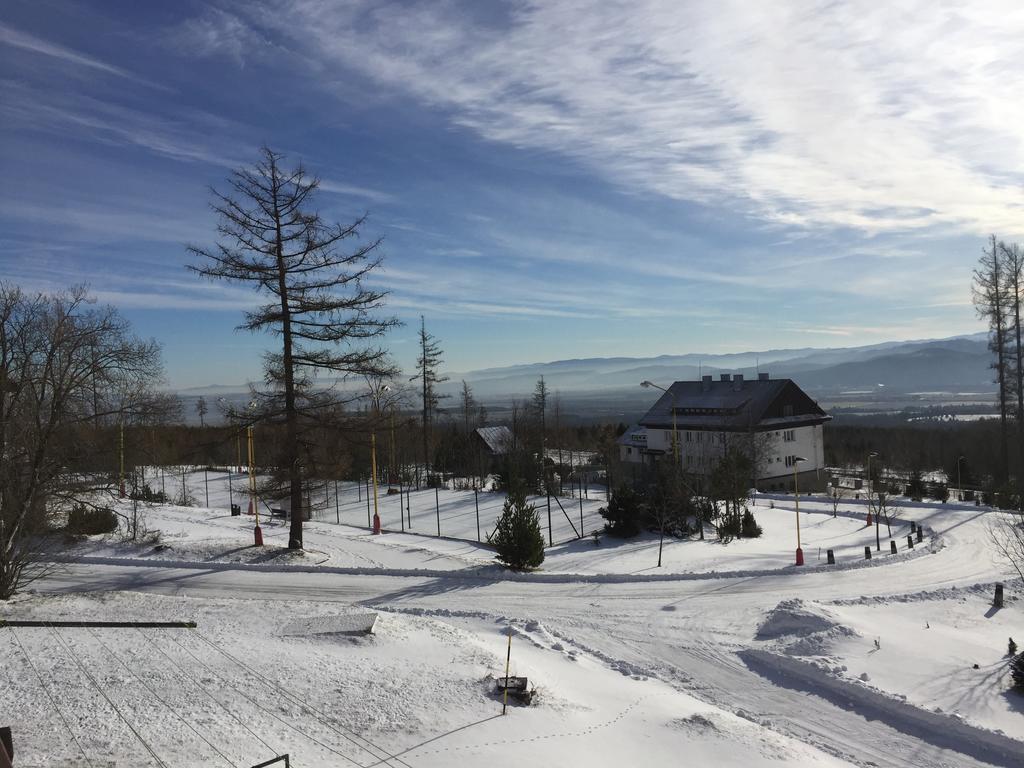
[46,624,169,768]
[9,628,94,767]
[192,630,413,768]
[137,628,278,759]
[162,632,363,766]
[85,627,238,768]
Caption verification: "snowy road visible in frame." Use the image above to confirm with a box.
[26,499,1023,767]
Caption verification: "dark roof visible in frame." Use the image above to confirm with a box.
[475,425,514,455]
[638,377,829,432]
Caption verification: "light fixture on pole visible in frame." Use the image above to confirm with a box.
[793,456,807,566]
[640,381,679,469]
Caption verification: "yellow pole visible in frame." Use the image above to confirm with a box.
[794,464,801,549]
[371,433,380,532]
[502,631,512,715]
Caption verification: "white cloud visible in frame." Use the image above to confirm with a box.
[250,0,1024,236]
[0,21,167,89]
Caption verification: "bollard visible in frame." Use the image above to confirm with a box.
[994,583,1004,608]
[916,527,923,543]
[865,511,873,527]
[907,535,914,549]
[910,521,917,533]
[890,540,897,555]
[864,546,871,560]
[827,549,835,565]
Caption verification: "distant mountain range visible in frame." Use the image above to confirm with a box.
[176,332,995,422]
[443,332,993,400]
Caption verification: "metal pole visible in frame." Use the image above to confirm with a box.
[502,631,512,716]
[435,485,440,536]
[372,434,380,533]
[406,485,412,528]
[365,477,371,527]
[475,488,480,542]
[227,468,233,512]
[335,480,340,524]
[579,478,584,535]
[794,462,803,566]
[204,466,209,508]
[119,421,126,498]
[546,490,553,547]
[400,478,405,532]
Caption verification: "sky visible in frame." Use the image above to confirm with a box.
[2,0,1023,390]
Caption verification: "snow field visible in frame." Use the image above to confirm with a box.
[2,591,855,767]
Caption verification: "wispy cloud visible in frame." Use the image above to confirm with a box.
[0,21,167,89]
[247,0,1024,237]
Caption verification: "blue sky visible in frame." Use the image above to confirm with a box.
[3,0,1021,389]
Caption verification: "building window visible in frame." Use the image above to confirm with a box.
[696,432,703,443]
[626,447,632,455]
[783,404,794,417]
[685,431,692,442]
[783,430,795,442]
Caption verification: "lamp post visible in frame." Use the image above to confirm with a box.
[866,451,882,551]
[246,399,262,546]
[956,455,966,502]
[640,381,679,469]
[119,421,126,499]
[369,383,391,534]
[793,456,807,565]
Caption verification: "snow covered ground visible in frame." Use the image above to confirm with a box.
[4,474,1024,767]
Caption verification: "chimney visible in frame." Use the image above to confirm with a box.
[719,373,731,382]
[758,372,770,382]
[701,374,712,391]
[733,373,744,391]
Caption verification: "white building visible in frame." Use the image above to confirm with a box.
[618,373,830,491]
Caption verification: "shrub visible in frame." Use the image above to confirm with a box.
[741,509,763,538]
[930,483,950,503]
[426,473,444,489]
[130,483,167,503]
[492,492,545,570]
[599,484,643,538]
[66,504,117,535]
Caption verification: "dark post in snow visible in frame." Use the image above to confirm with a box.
[406,486,412,529]
[864,546,871,560]
[994,583,1004,608]
[365,478,371,527]
[579,482,584,537]
[826,549,835,565]
[546,490,553,547]
[334,480,340,524]
[204,467,209,507]
[917,526,923,543]
[907,535,914,549]
[475,488,480,542]
[399,478,405,532]
[435,485,440,536]
[890,540,897,555]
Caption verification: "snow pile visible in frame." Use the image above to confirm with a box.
[756,599,858,655]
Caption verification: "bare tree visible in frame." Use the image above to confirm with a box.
[973,235,1011,485]
[0,285,164,599]
[195,395,208,427]
[830,483,848,517]
[189,146,399,549]
[999,241,1024,498]
[413,316,448,483]
[989,512,1024,582]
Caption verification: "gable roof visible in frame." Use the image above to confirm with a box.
[638,377,829,432]
[475,425,514,455]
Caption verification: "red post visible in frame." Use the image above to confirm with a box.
[248,498,255,515]
[119,480,126,499]
[372,513,381,535]
[795,547,804,566]
[865,511,873,526]
[254,525,263,546]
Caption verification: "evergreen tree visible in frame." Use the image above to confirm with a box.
[599,484,643,537]
[1011,652,1024,690]
[414,316,448,483]
[491,491,545,569]
[973,235,1011,485]
[190,147,398,548]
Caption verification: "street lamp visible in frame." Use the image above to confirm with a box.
[793,456,807,566]
[956,455,966,502]
[865,450,879,530]
[640,381,679,469]
[369,383,391,535]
